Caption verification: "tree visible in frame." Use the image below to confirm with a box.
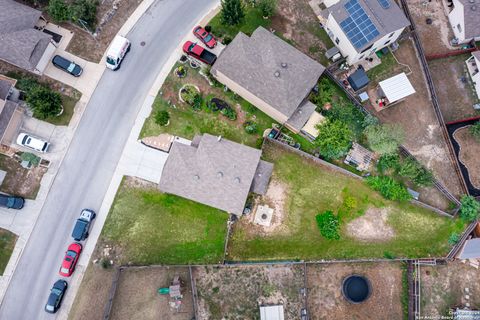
[26,85,62,119]
[470,122,480,142]
[364,124,404,155]
[459,195,480,222]
[48,0,71,22]
[314,119,352,160]
[397,157,434,187]
[155,110,170,126]
[221,0,245,25]
[257,0,277,18]
[70,0,98,27]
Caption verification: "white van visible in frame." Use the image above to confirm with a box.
[106,36,131,70]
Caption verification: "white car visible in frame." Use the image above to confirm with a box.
[16,133,50,153]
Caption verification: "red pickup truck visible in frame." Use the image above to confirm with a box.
[182,41,217,65]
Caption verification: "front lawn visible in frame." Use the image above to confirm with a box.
[0,229,17,275]
[140,63,276,148]
[100,178,228,265]
[227,143,465,261]
[43,94,78,126]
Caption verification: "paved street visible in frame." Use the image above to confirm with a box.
[0,0,217,318]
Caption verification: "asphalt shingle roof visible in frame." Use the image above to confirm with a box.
[458,0,480,39]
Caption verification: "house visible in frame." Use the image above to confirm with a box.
[210,27,326,136]
[0,75,24,147]
[316,0,410,64]
[158,134,273,216]
[0,0,56,73]
[466,51,480,99]
[448,0,480,44]
[260,305,284,320]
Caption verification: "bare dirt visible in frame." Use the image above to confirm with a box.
[366,38,463,198]
[110,267,194,320]
[429,54,480,122]
[307,262,404,320]
[421,261,480,318]
[0,154,46,199]
[407,0,455,56]
[346,207,395,241]
[194,264,304,319]
[453,126,480,189]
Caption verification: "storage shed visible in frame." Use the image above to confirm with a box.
[378,73,415,104]
[260,305,284,320]
[347,68,369,91]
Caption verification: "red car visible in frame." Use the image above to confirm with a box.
[193,26,217,48]
[182,41,217,65]
[59,243,82,277]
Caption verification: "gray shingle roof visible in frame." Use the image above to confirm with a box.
[459,238,480,259]
[159,134,273,215]
[329,0,410,52]
[0,79,12,100]
[250,160,274,195]
[286,100,317,131]
[458,0,480,39]
[211,27,325,120]
[0,0,51,71]
[0,100,18,142]
[473,51,480,61]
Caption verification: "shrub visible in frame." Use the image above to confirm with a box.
[48,0,71,22]
[192,95,203,111]
[26,85,62,119]
[323,100,365,138]
[459,195,480,222]
[180,85,199,105]
[470,122,480,141]
[222,36,233,45]
[221,107,237,120]
[366,176,411,201]
[155,110,170,126]
[448,232,460,245]
[384,251,396,259]
[244,122,258,134]
[20,152,40,167]
[16,77,40,93]
[314,119,352,160]
[364,124,404,155]
[362,114,379,128]
[257,0,277,18]
[221,0,245,25]
[315,211,340,240]
[70,0,98,27]
[205,25,212,32]
[377,153,400,173]
[398,157,434,187]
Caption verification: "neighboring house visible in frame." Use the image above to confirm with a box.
[158,134,273,216]
[0,75,24,147]
[448,0,480,44]
[210,27,326,136]
[466,51,480,99]
[0,0,56,73]
[316,0,410,64]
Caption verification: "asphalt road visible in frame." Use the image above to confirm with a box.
[0,0,217,318]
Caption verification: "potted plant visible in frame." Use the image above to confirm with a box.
[175,66,187,78]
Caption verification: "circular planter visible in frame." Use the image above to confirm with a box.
[174,67,187,78]
[342,275,371,304]
[178,84,200,104]
[190,60,199,69]
[56,105,64,116]
[179,55,188,64]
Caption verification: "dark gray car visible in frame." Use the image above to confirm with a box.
[52,55,83,77]
[0,194,24,209]
[44,280,67,314]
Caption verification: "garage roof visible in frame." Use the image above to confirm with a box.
[379,72,415,103]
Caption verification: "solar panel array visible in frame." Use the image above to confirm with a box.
[378,0,390,9]
[339,0,380,49]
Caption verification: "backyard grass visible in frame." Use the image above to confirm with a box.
[100,178,228,265]
[227,143,465,261]
[140,63,276,148]
[0,229,17,275]
[366,52,409,84]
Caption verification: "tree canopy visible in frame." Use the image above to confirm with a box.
[315,119,353,160]
[364,124,404,155]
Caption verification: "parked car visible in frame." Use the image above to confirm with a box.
[0,194,24,210]
[193,26,217,48]
[182,41,217,65]
[52,55,83,77]
[71,209,96,241]
[59,243,82,277]
[44,279,67,314]
[16,132,50,153]
[105,35,131,70]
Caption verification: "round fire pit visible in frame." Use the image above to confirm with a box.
[342,275,371,304]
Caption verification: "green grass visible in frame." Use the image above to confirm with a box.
[0,229,17,275]
[208,5,271,40]
[100,180,228,265]
[40,94,78,126]
[227,144,466,261]
[367,52,406,84]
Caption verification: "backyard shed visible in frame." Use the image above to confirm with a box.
[260,305,284,320]
[344,142,374,171]
[378,73,415,104]
[347,68,369,91]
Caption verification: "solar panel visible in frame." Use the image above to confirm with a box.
[378,0,390,9]
[340,0,380,49]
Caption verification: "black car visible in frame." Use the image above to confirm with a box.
[71,209,96,241]
[52,55,83,77]
[0,194,24,209]
[45,280,67,314]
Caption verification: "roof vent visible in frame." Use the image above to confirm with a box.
[193,174,200,181]
[274,71,280,78]
[217,171,223,178]
[469,0,475,3]
[234,177,241,184]
[472,4,477,10]
[281,62,287,68]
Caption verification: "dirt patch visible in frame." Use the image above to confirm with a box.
[307,262,403,320]
[110,267,194,320]
[429,54,480,122]
[366,38,463,197]
[194,264,304,319]
[408,0,455,56]
[346,207,395,241]
[0,154,46,199]
[421,261,480,318]
[453,126,480,189]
